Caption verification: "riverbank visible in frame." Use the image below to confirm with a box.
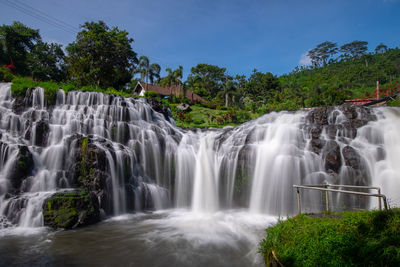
[260,209,400,266]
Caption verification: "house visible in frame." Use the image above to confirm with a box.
[133,82,207,103]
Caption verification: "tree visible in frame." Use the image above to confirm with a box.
[340,40,368,59]
[28,41,66,81]
[186,63,226,99]
[159,65,183,95]
[375,43,388,54]
[0,21,40,75]
[243,70,281,103]
[307,41,338,67]
[66,21,138,89]
[134,56,161,85]
[218,79,237,107]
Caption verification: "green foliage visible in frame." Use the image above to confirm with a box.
[172,104,256,128]
[244,70,281,103]
[144,90,158,98]
[11,76,37,97]
[387,98,400,107]
[307,41,338,67]
[158,66,183,88]
[0,21,40,76]
[281,48,400,107]
[0,66,14,82]
[260,209,400,266]
[186,63,226,99]
[28,41,66,82]
[134,56,161,84]
[66,21,137,90]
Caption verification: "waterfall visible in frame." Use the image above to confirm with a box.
[1,82,400,229]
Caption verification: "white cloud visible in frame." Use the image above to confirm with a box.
[299,51,312,66]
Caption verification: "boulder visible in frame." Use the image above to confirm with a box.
[42,190,100,229]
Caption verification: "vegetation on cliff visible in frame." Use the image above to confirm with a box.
[260,209,400,266]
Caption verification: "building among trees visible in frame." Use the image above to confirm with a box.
[133,82,207,103]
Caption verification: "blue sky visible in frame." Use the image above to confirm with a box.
[1,0,400,79]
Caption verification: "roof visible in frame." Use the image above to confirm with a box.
[134,82,208,103]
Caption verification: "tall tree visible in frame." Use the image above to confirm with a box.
[218,79,237,107]
[66,21,138,89]
[28,41,66,81]
[307,41,338,67]
[244,70,281,103]
[340,40,368,59]
[0,21,40,75]
[375,43,388,54]
[186,63,226,99]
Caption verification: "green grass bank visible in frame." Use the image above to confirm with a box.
[260,209,400,266]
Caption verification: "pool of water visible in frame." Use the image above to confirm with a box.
[0,209,277,267]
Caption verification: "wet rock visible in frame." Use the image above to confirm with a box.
[309,139,326,155]
[8,145,34,191]
[342,146,360,169]
[323,141,341,173]
[146,98,171,122]
[42,190,100,229]
[33,120,49,146]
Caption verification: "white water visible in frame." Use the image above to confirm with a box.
[0,82,400,231]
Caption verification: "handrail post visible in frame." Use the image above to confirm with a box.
[382,196,388,211]
[325,191,329,212]
[378,187,382,211]
[296,188,301,215]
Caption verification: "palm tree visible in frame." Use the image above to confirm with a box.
[134,56,161,88]
[161,66,183,96]
[220,80,237,107]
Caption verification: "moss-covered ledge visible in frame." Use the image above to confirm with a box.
[42,190,100,229]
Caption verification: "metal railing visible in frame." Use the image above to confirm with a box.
[293,184,388,215]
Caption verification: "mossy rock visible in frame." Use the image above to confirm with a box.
[42,190,100,229]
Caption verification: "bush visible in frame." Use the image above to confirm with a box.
[236,110,252,123]
[144,90,158,98]
[388,98,400,107]
[0,67,14,82]
[11,77,37,97]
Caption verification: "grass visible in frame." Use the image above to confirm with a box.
[260,209,400,266]
[171,104,259,128]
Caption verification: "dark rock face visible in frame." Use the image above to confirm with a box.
[323,141,342,173]
[42,190,100,229]
[307,105,376,155]
[33,120,49,146]
[342,146,360,169]
[8,145,34,191]
[145,98,171,121]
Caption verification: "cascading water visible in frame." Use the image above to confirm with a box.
[1,82,400,228]
[1,82,400,266]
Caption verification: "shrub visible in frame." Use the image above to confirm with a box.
[144,90,158,98]
[0,67,14,82]
[11,77,37,97]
